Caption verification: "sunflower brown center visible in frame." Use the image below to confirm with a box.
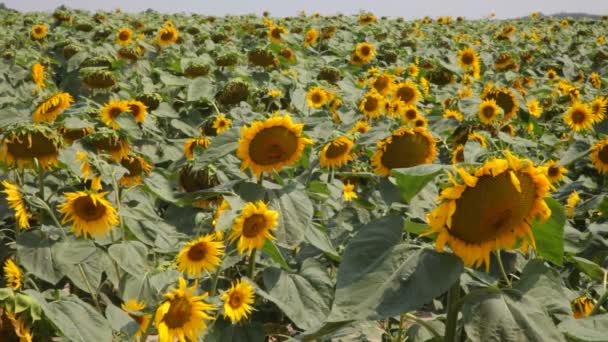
[373,76,389,92]
[324,140,349,159]
[242,214,266,238]
[380,132,432,169]
[482,105,495,118]
[489,91,515,117]
[454,148,464,163]
[364,97,379,112]
[548,166,560,178]
[461,52,474,65]
[73,195,107,221]
[109,106,123,118]
[598,145,608,163]
[360,46,371,57]
[164,297,192,329]
[217,120,227,128]
[271,29,282,39]
[121,158,143,176]
[128,104,141,118]
[34,28,42,34]
[311,93,323,104]
[414,119,425,127]
[571,109,586,123]
[119,31,130,40]
[186,242,209,261]
[396,86,415,103]
[6,132,58,159]
[449,171,536,244]
[229,293,242,308]
[160,31,174,41]
[248,126,298,165]
[405,109,417,120]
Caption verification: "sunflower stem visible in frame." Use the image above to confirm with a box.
[405,313,442,340]
[495,251,512,288]
[591,272,608,316]
[43,202,68,239]
[257,172,264,185]
[248,248,257,279]
[209,266,222,296]
[396,313,405,341]
[38,169,45,200]
[211,101,222,115]
[444,278,461,342]
[111,175,125,240]
[78,264,102,313]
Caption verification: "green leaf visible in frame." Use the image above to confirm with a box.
[52,238,97,265]
[206,318,266,342]
[143,171,176,203]
[392,164,444,203]
[532,197,566,266]
[269,184,313,248]
[259,259,333,331]
[304,225,340,261]
[328,214,463,321]
[187,77,214,102]
[262,239,290,270]
[27,291,113,342]
[569,256,605,280]
[558,314,608,342]
[17,231,62,284]
[115,114,143,139]
[108,241,150,277]
[105,303,139,337]
[404,218,431,235]
[462,290,566,342]
[193,127,239,165]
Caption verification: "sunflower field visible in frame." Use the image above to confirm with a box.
[1,6,608,341]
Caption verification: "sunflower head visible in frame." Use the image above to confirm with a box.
[394,81,422,105]
[99,99,131,129]
[371,127,437,176]
[527,99,543,117]
[31,24,47,40]
[119,155,152,187]
[183,137,210,160]
[483,88,518,120]
[401,105,420,123]
[221,280,255,323]
[451,145,465,164]
[268,25,287,42]
[278,47,296,62]
[88,132,131,162]
[157,26,179,46]
[571,296,594,319]
[177,234,225,276]
[58,191,119,238]
[541,160,568,183]
[229,201,278,255]
[591,138,608,174]
[236,114,312,179]
[3,259,23,289]
[307,87,329,108]
[212,114,232,135]
[0,309,32,341]
[0,125,62,170]
[370,73,395,96]
[116,27,133,45]
[127,100,148,123]
[590,97,607,123]
[320,137,354,168]
[359,90,385,119]
[425,151,552,270]
[355,42,375,63]
[478,99,501,124]
[304,29,319,47]
[458,46,479,70]
[564,102,593,131]
[2,181,30,229]
[155,278,215,342]
[32,92,73,123]
[32,63,45,89]
[443,109,463,121]
[59,126,94,145]
[121,300,151,338]
[359,14,377,25]
[343,183,358,202]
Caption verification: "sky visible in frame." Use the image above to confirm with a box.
[2,0,607,19]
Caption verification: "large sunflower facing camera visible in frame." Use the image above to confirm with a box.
[58,190,119,239]
[371,127,436,176]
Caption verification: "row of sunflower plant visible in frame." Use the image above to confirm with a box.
[0,5,607,342]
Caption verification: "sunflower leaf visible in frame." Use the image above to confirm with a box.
[392,164,444,203]
[532,197,566,266]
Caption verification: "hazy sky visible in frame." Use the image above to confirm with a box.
[3,0,607,19]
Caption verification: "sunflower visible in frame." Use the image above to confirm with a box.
[58,191,119,239]
[590,97,607,123]
[177,234,225,276]
[394,81,422,105]
[547,69,558,80]
[483,88,518,120]
[127,100,147,123]
[31,24,47,40]
[458,46,480,72]
[541,160,568,183]
[527,99,543,117]
[443,109,463,121]
[268,25,287,43]
[425,151,552,270]
[236,114,312,179]
[359,91,385,119]
[267,89,282,98]
[401,105,420,123]
[591,138,608,174]
[350,120,371,135]
[221,280,255,323]
[387,99,407,118]
[303,29,318,47]
[156,26,179,46]
[1,181,30,229]
[90,134,131,162]
[319,137,354,168]
[307,87,329,108]
[32,63,45,89]
[408,64,419,77]
[413,115,428,128]
[571,296,594,319]
[467,132,487,148]
[184,138,210,160]
[371,127,437,176]
[119,155,152,187]
[99,100,131,129]
[354,42,375,63]
[478,99,501,124]
[278,47,295,62]
[155,277,215,342]
[121,300,151,338]
[229,201,278,255]
[1,310,33,342]
[564,102,594,131]
[370,74,395,96]
[3,259,23,290]
[32,92,73,123]
[343,183,358,202]
[213,114,232,134]
[358,14,377,25]
[116,27,133,45]
[59,126,93,144]
[0,126,61,170]
[452,145,465,164]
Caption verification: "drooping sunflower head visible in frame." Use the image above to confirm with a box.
[212,114,232,135]
[88,132,131,162]
[221,279,255,323]
[358,14,377,25]
[183,137,210,160]
[268,25,288,42]
[319,136,354,168]
[156,26,179,46]
[1,181,30,229]
[116,27,133,45]
[236,114,312,179]
[0,309,33,341]
[121,300,151,338]
[303,28,319,47]
[371,127,437,176]
[0,125,62,170]
[278,47,296,62]
[564,102,593,131]
[478,99,501,124]
[591,137,608,174]
[394,80,422,105]
[571,296,594,319]
[370,73,395,96]
[155,277,215,342]
[451,145,465,164]
[359,90,385,119]
[307,87,329,108]
[31,24,47,40]
[355,42,375,63]
[541,160,568,183]
[229,201,278,255]
[127,100,147,123]
[425,151,552,270]
[483,88,518,120]
[590,97,607,123]
[467,132,487,148]
[99,99,131,129]
[58,190,119,239]
[32,92,73,123]
[59,126,94,145]
[443,109,463,122]
[177,234,225,276]
[32,62,45,89]
[3,259,23,289]
[458,46,479,70]
[119,155,152,187]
